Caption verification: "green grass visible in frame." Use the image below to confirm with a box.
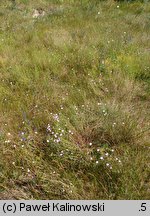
[0,0,150,199]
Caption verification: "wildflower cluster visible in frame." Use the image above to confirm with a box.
[46,123,65,144]
[88,143,122,171]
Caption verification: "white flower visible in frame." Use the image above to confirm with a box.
[106,163,110,167]
[117,5,119,8]
[56,139,60,143]
[105,153,109,156]
[100,156,104,160]
[98,11,100,15]
[53,114,59,121]
[47,140,50,143]
[96,161,99,164]
[5,140,11,143]
[89,142,92,146]
[47,124,51,132]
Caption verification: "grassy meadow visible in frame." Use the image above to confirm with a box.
[0,0,150,199]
